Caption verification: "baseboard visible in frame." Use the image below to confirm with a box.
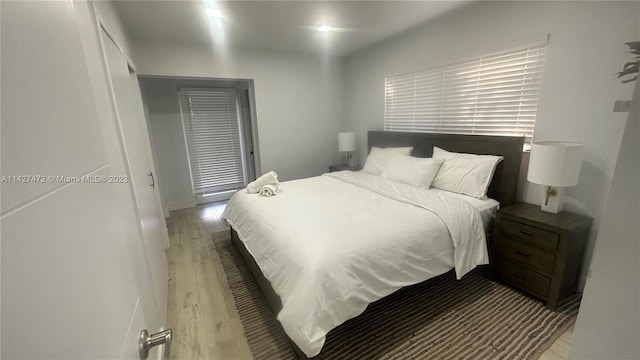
[168,198,197,211]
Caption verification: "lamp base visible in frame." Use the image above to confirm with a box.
[347,152,358,167]
[540,186,564,213]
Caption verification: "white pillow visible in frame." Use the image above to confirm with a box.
[362,146,413,175]
[431,146,503,199]
[381,155,444,188]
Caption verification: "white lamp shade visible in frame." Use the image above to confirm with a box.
[338,132,357,152]
[528,141,584,187]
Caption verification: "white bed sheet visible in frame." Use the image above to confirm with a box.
[222,171,489,357]
[429,188,500,229]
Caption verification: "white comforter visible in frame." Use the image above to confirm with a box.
[222,171,488,357]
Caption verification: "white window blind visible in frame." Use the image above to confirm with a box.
[180,89,246,196]
[384,42,546,147]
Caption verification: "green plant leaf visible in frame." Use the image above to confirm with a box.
[618,42,639,83]
[617,62,639,77]
[625,41,640,55]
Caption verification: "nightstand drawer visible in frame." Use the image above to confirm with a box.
[496,238,556,274]
[500,218,559,249]
[497,259,550,299]
[490,203,592,310]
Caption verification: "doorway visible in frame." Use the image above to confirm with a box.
[139,77,260,210]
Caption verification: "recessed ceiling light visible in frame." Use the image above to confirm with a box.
[318,25,332,33]
[206,8,222,18]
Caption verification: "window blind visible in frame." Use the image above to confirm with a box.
[180,89,246,196]
[384,42,546,147]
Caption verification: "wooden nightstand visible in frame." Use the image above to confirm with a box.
[329,164,362,172]
[489,203,592,310]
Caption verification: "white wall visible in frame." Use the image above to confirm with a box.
[344,0,639,288]
[132,41,345,187]
[140,78,195,211]
[569,65,640,360]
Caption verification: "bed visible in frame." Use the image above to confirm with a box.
[222,131,524,358]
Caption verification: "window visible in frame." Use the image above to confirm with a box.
[384,41,546,148]
[180,88,247,196]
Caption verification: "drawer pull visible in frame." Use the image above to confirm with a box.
[516,250,531,257]
[519,230,534,236]
[514,272,527,280]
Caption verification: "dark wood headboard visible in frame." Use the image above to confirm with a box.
[368,131,524,207]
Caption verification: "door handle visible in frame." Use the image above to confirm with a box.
[148,172,155,188]
[139,328,172,360]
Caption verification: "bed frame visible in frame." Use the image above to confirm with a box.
[230,131,524,358]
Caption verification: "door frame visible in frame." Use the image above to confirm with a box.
[139,75,262,204]
[95,19,168,246]
[92,7,168,332]
[129,69,171,248]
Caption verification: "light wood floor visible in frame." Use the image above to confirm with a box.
[166,202,252,360]
[165,202,574,360]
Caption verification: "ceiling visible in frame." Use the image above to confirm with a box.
[112,1,473,57]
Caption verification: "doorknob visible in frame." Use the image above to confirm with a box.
[139,328,172,360]
[148,172,155,188]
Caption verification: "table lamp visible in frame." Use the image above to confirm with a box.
[527,141,584,213]
[338,132,357,167]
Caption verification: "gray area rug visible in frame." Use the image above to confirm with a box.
[212,230,580,359]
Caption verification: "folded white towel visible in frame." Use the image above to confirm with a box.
[258,184,278,197]
[247,171,279,194]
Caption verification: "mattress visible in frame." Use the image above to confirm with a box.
[222,171,489,357]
